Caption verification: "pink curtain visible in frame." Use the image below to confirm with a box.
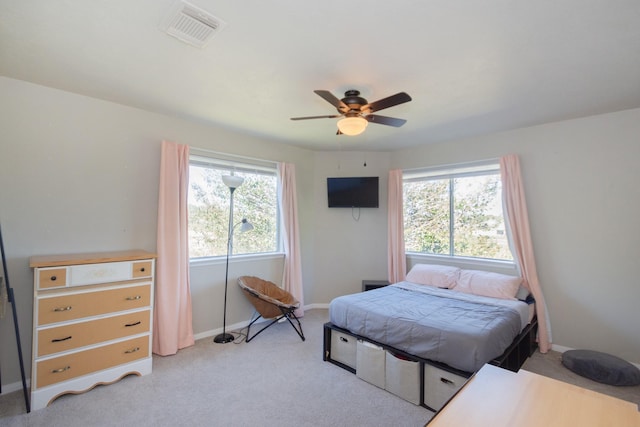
[278,163,304,317]
[387,169,406,283]
[500,154,551,353]
[153,141,195,356]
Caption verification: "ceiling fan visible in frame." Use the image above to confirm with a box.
[291,89,412,136]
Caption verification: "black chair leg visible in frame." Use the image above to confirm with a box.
[244,311,261,342]
[246,313,283,343]
[244,308,305,342]
[283,310,305,342]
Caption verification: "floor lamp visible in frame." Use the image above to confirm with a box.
[214,174,253,344]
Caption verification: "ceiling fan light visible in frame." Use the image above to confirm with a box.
[337,116,368,136]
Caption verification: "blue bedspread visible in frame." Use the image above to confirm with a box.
[329,282,526,372]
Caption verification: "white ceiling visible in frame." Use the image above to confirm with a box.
[1,1,639,151]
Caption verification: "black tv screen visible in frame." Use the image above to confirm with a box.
[327,177,379,208]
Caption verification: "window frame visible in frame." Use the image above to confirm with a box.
[403,160,515,267]
[187,150,283,264]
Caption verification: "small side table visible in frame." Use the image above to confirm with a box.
[362,279,390,292]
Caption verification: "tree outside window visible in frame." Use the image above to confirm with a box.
[188,163,278,259]
[403,171,512,261]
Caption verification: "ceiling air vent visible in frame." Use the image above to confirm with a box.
[162,1,226,48]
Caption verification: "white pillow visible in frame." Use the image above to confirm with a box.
[405,264,461,288]
[515,285,531,301]
[453,269,522,300]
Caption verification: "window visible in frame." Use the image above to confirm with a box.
[403,162,512,261]
[188,153,279,259]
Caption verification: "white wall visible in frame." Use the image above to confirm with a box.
[0,76,315,388]
[391,108,640,364]
[2,74,638,392]
[310,151,390,303]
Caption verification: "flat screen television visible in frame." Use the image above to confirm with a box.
[327,177,379,208]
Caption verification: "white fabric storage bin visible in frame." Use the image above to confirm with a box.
[356,340,385,388]
[423,363,467,411]
[385,351,421,405]
[330,330,357,370]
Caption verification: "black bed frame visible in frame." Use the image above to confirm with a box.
[487,316,539,372]
[323,317,538,410]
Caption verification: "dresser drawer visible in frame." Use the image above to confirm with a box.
[36,335,149,388]
[132,261,153,278]
[37,284,151,326]
[69,261,133,286]
[38,268,68,289]
[35,259,154,290]
[37,310,151,357]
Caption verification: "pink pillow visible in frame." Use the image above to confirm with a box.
[405,264,460,288]
[453,269,522,300]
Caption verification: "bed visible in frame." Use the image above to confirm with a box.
[325,264,537,375]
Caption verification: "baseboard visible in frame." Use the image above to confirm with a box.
[550,344,573,353]
[193,318,260,341]
[193,304,328,341]
[0,378,30,395]
[304,303,329,310]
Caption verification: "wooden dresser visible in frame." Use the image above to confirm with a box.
[29,250,156,410]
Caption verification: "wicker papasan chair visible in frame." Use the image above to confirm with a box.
[237,276,305,342]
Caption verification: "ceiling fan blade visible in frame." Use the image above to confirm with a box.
[365,114,407,127]
[364,92,412,113]
[290,114,341,121]
[314,90,348,111]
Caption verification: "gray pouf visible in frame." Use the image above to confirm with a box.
[562,349,640,386]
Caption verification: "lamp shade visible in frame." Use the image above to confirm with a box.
[239,218,254,233]
[337,116,368,136]
[222,174,244,189]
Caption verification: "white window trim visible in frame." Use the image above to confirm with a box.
[403,158,512,264]
[188,148,282,259]
[189,252,285,268]
[190,147,278,172]
[403,159,500,181]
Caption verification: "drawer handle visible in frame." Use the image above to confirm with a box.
[140,267,145,272]
[51,336,73,343]
[125,321,142,327]
[50,275,57,281]
[53,306,73,312]
[440,377,455,385]
[52,366,71,373]
[126,295,142,301]
[339,337,348,343]
[125,347,141,354]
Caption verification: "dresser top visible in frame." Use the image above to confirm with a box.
[30,250,157,268]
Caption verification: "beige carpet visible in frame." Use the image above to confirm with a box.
[1,309,638,426]
[1,309,430,427]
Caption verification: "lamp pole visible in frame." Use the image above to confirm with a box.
[214,173,245,344]
[214,187,236,343]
